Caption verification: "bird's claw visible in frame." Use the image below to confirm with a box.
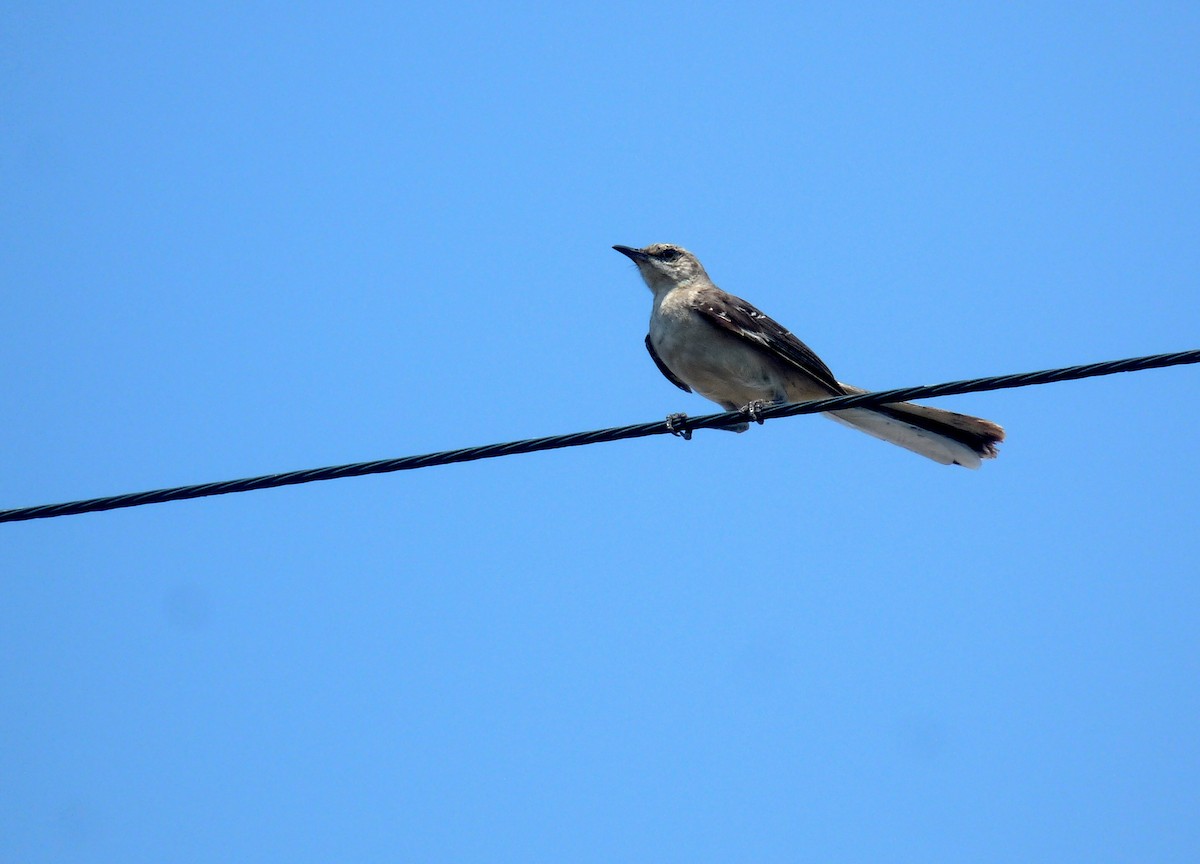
[665,413,692,440]
[740,399,772,425]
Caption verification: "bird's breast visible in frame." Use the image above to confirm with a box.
[649,290,783,407]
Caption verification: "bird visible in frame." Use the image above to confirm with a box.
[613,243,1004,468]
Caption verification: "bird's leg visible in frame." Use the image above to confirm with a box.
[665,413,693,440]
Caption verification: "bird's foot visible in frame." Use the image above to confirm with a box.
[665,413,692,440]
[740,399,773,425]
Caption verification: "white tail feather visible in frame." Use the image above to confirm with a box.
[825,408,984,468]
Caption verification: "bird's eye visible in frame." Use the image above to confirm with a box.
[658,248,681,262]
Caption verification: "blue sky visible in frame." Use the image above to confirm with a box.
[3,3,1199,861]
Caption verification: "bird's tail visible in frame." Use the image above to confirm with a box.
[825,385,1005,468]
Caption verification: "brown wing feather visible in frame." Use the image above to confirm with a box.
[690,288,844,395]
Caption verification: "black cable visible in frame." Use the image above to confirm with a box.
[2,348,1198,524]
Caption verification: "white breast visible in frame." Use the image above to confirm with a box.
[648,288,784,408]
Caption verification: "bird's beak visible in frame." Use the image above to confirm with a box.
[612,245,648,262]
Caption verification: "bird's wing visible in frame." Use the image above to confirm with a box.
[690,287,844,395]
[644,334,692,392]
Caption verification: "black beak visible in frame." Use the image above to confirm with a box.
[612,245,648,262]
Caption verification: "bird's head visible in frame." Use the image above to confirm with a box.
[613,243,710,292]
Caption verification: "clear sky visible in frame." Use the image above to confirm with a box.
[3,3,1199,862]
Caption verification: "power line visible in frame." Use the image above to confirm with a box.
[2,348,1197,525]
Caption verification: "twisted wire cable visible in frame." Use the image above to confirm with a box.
[2,348,1197,524]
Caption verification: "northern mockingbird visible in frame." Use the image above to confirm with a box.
[614,243,1004,467]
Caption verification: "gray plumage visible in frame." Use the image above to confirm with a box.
[614,243,1004,468]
